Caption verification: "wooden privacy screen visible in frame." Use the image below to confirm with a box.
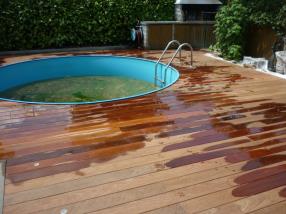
[141,21,215,50]
[245,25,278,59]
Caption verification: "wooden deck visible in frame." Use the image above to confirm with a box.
[1,50,286,214]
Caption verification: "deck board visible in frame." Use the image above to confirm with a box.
[1,50,286,213]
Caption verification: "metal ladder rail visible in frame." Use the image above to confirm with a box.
[163,43,194,84]
[154,40,181,86]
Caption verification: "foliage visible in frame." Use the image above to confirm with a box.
[0,0,174,51]
[214,0,286,60]
[242,0,286,36]
[214,0,247,60]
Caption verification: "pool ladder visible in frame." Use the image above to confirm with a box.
[154,40,193,87]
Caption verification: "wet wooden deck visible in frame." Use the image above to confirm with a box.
[1,50,286,214]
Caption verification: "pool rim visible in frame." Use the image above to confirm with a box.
[0,55,180,105]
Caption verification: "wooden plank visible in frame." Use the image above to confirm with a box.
[197,188,286,214]
[5,161,286,214]
[248,201,286,214]
[0,161,6,214]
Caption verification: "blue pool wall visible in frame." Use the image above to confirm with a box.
[0,55,180,105]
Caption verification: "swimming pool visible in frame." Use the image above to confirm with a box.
[0,55,180,105]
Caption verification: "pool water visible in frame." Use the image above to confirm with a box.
[0,76,157,103]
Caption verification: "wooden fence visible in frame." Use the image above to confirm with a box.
[245,25,278,59]
[141,21,215,50]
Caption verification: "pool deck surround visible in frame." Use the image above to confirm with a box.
[0,50,286,213]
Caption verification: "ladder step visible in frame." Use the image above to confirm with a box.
[155,77,165,83]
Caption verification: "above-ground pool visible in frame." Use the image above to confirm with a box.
[0,55,180,105]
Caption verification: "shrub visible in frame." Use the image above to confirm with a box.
[243,0,286,36]
[214,0,286,61]
[0,0,174,51]
[214,0,247,60]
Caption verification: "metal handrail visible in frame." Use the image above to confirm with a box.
[163,43,194,84]
[154,40,181,86]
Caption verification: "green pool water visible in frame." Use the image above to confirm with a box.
[0,76,157,103]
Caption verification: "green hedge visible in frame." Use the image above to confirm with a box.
[0,0,174,51]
